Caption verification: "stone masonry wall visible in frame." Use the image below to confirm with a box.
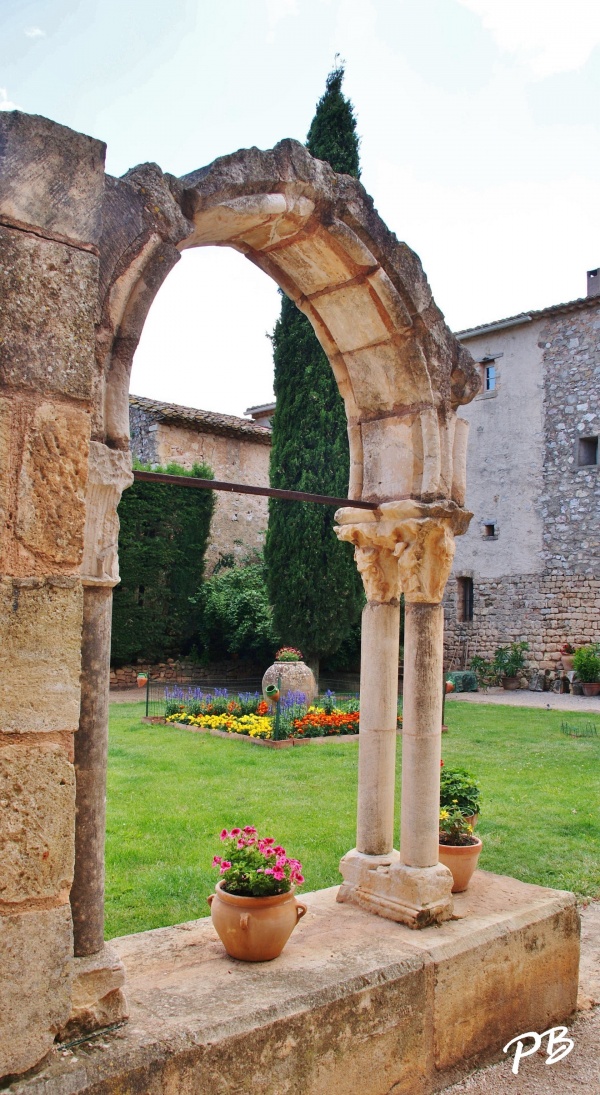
[444,572,600,670]
[445,299,600,671]
[0,112,105,1077]
[129,404,270,573]
[541,304,600,574]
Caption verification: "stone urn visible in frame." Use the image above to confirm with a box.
[262,661,317,706]
[207,882,307,961]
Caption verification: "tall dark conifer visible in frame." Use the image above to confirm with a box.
[265,66,364,673]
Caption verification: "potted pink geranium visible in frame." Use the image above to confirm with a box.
[207,826,307,961]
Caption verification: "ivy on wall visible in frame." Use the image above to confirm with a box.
[111,462,214,665]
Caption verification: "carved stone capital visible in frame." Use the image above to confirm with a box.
[335,499,472,605]
[80,442,134,586]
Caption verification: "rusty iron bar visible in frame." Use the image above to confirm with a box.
[132,469,378,510]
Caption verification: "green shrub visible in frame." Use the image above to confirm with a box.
[573,644,600,683]
[193,557,277,664]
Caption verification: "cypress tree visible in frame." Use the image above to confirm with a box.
[265,65,364,675]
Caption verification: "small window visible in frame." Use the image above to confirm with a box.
[482,523,497,539]
[457,577,473,622]
[484,364,496,391]
[578,436,598,467]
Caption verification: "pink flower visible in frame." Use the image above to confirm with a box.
[293,874,304,885]
[243,826,257,834]
[276,855,287,868]
[237,840,245,849]
[272,867,285,881]
[262,837,275,845]
[219,860,231,873]
[274,845,286,855]
[263,867,274,875]
[220,829,229,840]
[212,856,222,867]
[231,827,241,836]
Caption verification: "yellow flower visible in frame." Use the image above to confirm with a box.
[439,809,450,821]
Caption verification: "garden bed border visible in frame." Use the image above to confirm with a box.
[142,717,360,747]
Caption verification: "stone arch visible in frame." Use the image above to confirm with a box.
[97,140,478,506]
[0,110,485,1077]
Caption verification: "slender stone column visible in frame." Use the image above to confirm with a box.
[71,586,113,954]
[401,603,444,868]
[335,500,471,927]
[356,601,400,856]
[59,443,133,1039]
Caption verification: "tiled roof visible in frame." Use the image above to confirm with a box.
[456,294,599,339]
[129,395,272,444]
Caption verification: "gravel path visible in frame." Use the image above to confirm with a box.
[446,687,600,714]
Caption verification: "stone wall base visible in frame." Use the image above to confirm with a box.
[57,945,128,1042]
[12,872,579,1095]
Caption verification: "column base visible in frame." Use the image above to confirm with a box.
[57,944,128,1041]
[337,848,454,928]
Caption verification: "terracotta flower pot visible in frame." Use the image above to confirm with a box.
[208,881,307,961]
[502,677,520,690]
[561,655,575,674]
[463,813,479,829]
[136,674,148,688]
[581,682,600,696]
[438,837,482,893]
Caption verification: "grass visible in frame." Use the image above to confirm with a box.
[105,700,600,939]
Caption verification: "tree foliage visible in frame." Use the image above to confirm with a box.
[111,462,214,665]
[265,64,364,667]
[193,556,277,665]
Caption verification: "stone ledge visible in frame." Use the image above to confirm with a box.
[6,872,579,1094]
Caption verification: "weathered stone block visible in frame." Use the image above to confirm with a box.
[0,578,82,733]
[58,945,128,1040]
[0,111,105,245]
[14,401,90,568]
[0,227,98,400]
[0,905,73,1079]
[0,744,75,903]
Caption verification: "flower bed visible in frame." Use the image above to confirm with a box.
[292,708,360,737]
[166,712,273,739]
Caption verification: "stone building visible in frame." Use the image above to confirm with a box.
[444,275,600,670]
[129,394,271,572]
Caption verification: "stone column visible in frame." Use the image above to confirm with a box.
[59,443,133,1039]
[335,500,471,928]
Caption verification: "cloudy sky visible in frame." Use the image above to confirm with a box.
[2,0,599,416]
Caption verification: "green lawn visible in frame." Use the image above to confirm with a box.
[105,701,600,939]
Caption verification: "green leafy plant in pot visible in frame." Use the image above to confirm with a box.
[572,644,600,696]
[493,641,529,690]
[440,765,481,827]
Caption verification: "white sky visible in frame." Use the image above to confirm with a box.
[2,0,599,415]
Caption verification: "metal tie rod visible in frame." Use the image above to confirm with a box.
[132,469,378,510]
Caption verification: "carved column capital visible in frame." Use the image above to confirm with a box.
[335,499,472,605]
[80,442,134,587]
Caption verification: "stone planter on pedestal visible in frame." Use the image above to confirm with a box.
[262,662,317,706]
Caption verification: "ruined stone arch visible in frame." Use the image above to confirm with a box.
[98,140,478,505]
[0,112,486,1078]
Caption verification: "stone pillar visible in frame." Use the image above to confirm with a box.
[335,500,471,928]
[59,442,133,1039]
[0,111,107,1079]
